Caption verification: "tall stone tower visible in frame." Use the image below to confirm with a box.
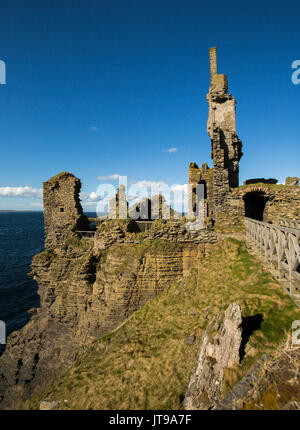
[207,47,243,212]
[43,171,89,249]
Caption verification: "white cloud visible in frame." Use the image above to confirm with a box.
[130,180,166,188]
[80,180,189,214]
[129,180,186,193]
[97,174,120,180]
[30,202,43,207]
[162,147,178,154]
[0,186,43,198]
[89,126,98,131]
[88,191,98,200]
[127,180,187,207]
[80,191,102,203]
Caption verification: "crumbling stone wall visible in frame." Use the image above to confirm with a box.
[109,190,181,221]
[229,184,300,224]
[285,177,299,186]
[43,172,89,249]
[188,162,214,217]
[213,183,300,231]
[109,185,128,219]
[188,47,243,220]
[93,218,217,251]
[207,47,243,213]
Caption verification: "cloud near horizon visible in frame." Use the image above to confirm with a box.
[0,186,43,198]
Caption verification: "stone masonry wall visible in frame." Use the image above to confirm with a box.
[229,184,300,225]
[207,47,243,214]
[188,162,214,217]
[43,172,89,249]
[93,218,218,251]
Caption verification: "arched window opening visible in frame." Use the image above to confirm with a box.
[243,192,269,221]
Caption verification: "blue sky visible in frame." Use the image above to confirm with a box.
[0,0,299,210]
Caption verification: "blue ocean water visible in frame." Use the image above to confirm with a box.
[0,211,96,338]
[0,212,44,336]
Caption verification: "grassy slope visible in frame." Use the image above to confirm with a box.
[23,239,300,410]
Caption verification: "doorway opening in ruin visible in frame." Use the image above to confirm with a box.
[243,191,269,221]
[192,180,207,214]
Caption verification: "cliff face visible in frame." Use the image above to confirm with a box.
[0,237,205,409]
[19,239,300,410]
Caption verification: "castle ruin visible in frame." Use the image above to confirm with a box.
[43,172,89,248]
[42,47,299,250]
[188,47,243,218]
[1,47,299,411]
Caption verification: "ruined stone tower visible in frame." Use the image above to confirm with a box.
[43,171,89,248]
[188,47,243,218]
[207,47,243,212]
[109,185,128,219]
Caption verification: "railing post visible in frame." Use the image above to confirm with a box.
[244,217,300,304]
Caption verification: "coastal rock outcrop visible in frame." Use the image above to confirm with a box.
[183,302,242,409]
[0,238,206,409]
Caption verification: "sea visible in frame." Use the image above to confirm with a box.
[0,211,96,340]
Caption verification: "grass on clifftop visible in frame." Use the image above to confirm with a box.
[23,239,300,410]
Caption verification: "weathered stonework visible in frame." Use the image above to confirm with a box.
[110,190,181,221]
[188,162,214,217]
[109,185,128,219]
[188,47,243,220]
[285,177,299,187]
[43,172,89,249]
[230,184,300,224]
[207,47,243,212]
[93,218,217,251]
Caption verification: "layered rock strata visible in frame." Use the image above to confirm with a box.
[0,238,207,409]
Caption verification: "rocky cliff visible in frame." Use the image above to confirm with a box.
[17,239,300,410]
[0,236,205,409]
[183,303,243,409]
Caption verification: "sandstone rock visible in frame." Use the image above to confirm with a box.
[183,303,242,410]
[186,335,196,345]
[93,219,218,251]
[0,239,207,409]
